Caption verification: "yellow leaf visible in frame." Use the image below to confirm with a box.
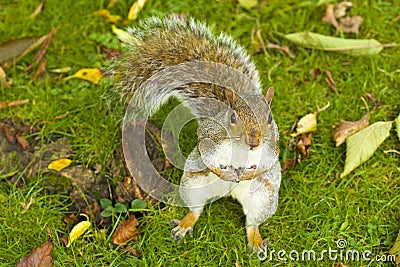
[68,68,102,84]
[291,112,317,137]
[128,0,147,20]
[111,25,140,44]
[95,9,122,24]
[66,220,91,247]
[48,158,72,172]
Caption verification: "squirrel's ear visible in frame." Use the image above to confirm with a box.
[224,88,238,107]
[264,86,274,106]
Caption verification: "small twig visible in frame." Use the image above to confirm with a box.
[384,150,400,155]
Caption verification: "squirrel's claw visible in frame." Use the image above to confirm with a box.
[171,221,193,242]
[248,239,268,259]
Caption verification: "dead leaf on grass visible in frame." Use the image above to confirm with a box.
[310,68,322,80]
[281,159,295,173]
[26,28,57,74]
[266,43,295,58]
[334,1,353,18]
[128,0,148,20]
[0,99,29,110]
[66,215,91,247]
[16,133,30,149]
[324,70,337,91]
[65,68,102,84]
[95,9,124,24]
[48,158,72,172]
[389,230,400,266]
[296,132,313,156]
[339,16,363,34]
[33,56,47,80]
[112,215,139,246]
[322,4,340,31]
[16,231,53,267]
[29,2,45,19]
[334,263,349,267]
[332,113,370,147]
[123,245,141,257]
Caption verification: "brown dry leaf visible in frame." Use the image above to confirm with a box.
[324,70,336,92]
[322,4,339,31]
[26,28,57,74]
[128,0,148,20]
[292,113,317,137]
[334,1,353,18]
[310,68,322,80]
[281,159,295,173]
[266,43,295,58]
[123,245,141,257]
[29,2,45,19]
[339,16,363,34]
[296,132,313,156]
[16,133,30,150]
[0,99,29,109]
[332,113,370,146]
[112,216,139,246]
[16,236,53,267]
[33,56,47,80]
[363,92,376,101]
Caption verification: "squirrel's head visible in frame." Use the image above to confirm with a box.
[225,87,275,150]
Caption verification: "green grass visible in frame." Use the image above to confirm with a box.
[0,0,399,266]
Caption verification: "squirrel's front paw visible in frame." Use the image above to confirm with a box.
[170,219,193,242]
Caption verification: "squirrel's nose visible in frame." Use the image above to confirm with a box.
[246,134,260,149]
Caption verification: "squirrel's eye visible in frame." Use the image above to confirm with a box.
[230,113,236,124]
[267,113,273,124]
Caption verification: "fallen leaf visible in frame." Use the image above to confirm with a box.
[334,1,353,18]
[281,159,295,173]
[322,4,339,31]
[66,68,102,84]
[16,236,53,267]
[332,113,370,147]
[112,25,139,45]
[128,0,148,20]
[296,132,313,156]
[26,28,57,74]
[341,121,393,177]
[292,113,317,137]
[48,158,72,172]
[0,99,29,109]
[238,0,258,10]
[29,2,45,19]
[0,35,47,68]
[334,263,349,267]
[395,113,400,141]
[95,9,123,24]
[339,16,363,34]
[112,215,139,246]
[0,66,6,85]
[266,43,295,58]
[363,92,376,102]
[66,218,91,247]
[16,133,30,149]
[1,121,16,143]
[284,32,385,56]
[389,230,400,266]
[20,197,35,213]
[49,66,71,73]
[310,68,322,80]
[33,56,47,80]
[123,245,141,257]
[324,70,336,91]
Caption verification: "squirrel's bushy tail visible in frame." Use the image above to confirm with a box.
[112,15,261,116]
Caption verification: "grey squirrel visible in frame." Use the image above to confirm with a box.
[114,15,282,254]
